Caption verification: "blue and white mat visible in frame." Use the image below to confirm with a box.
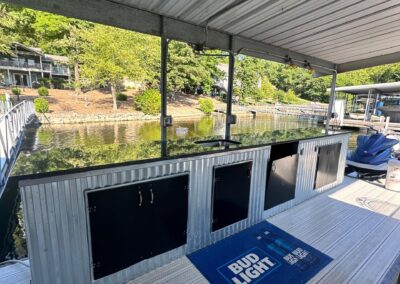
[188,221,332,284]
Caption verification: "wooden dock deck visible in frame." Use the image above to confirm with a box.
[332,118,400,132]
[1,177,399,283]
[0,259,30,284]
[131,177,400,284]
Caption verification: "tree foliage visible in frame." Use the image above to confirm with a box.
[133,89,161,115]
[2,3,400,107]
[198,98,214,114]
[34,97,49,113]
[79,25,159,109]
[167,41,225,93]
[0,4,36,54]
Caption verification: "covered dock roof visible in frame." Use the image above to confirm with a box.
[6,0,400,75]
[329,81,400,95]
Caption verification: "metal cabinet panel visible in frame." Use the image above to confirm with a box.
[314,143,342,189]
[265,142,299,210]
[86,174,189,280]
[211,161,252,232]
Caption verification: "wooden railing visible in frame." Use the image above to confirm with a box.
[0,100,35,197]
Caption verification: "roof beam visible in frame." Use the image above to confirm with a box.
[337,51,400,73]
[6,0,336,74]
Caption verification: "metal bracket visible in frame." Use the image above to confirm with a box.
[162,115,173,127]
[227,114,237,125]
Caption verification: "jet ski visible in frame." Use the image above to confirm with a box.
[346,133,399,180]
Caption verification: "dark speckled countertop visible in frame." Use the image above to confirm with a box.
[12,129,350,181]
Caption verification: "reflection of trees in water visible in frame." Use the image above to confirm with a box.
[26,115,317,152]
[13,127,324,176]
[0,184,27,262]
[12,205,27,259]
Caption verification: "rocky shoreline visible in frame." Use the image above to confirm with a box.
[34,111,256,124]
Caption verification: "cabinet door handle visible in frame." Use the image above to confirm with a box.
[149,188,154,204]
[138,190,143,206]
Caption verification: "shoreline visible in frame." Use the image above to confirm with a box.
[35,111,257,124]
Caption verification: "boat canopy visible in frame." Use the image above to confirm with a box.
[7,0,400,75]
[329,82,400,95]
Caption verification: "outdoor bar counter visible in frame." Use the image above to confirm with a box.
[18,130,350,284]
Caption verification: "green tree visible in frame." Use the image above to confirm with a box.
[31,12,92,93]
[0,4,36,54]
[80,25,159,109]
[260,76,276,101]
[167,41,225,93]
[234,56,264,100]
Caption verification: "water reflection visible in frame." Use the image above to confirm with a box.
[2,114,323,261]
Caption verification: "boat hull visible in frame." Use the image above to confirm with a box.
[379,107,400,123]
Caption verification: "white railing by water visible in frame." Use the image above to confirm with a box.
[0,100,35,197]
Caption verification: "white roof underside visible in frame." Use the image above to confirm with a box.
[8,0,400,74]
[130,0,400,64]
[330,81,400,94]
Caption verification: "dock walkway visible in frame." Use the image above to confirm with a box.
[1,177,399,283]
[333,118,400,132]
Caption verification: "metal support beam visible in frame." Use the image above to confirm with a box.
[325,70,337,134]
[373,93,378,116]
[160,28,169,157]
[225,36,235,141]
[337,51,400,73]
[364,89,372,122]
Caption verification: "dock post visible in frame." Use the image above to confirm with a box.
[225,35,235,142]
[364,89,372,121]
[160,18,169,157]
[325,68,337,134]
[385,116,390,131]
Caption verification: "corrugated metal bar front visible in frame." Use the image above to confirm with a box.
[263,133,350,218]
[20,146,270,284]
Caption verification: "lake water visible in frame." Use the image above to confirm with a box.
[0,114,354,262]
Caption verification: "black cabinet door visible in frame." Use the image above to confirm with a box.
[265,155,298,210]
[212,161,252,232]
[264,142,299,210]
[314,143,342,189]
[87,174,189,280]
[87,183,148,280]
[145,174,189,257]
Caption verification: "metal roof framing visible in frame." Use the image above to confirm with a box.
[329,81,400,95]
[6,0,400,74]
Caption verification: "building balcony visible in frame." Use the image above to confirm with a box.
[51,66,69,75]
[0,60,69,76]
[0,60,42,70]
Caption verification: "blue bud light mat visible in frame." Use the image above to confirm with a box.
[188,221,332,284]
